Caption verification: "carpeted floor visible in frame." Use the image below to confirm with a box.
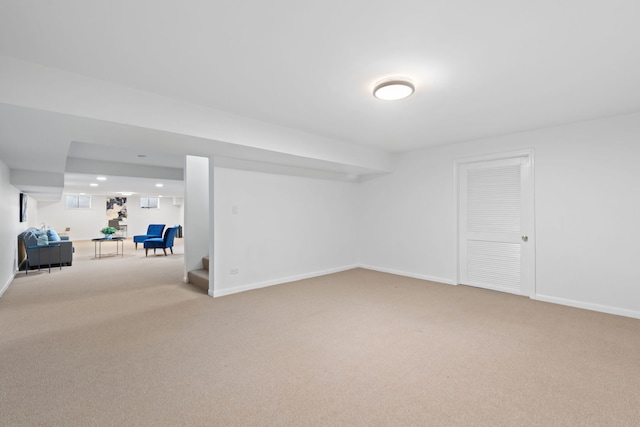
[1,239,639,426]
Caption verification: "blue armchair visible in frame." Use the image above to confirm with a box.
[133,224,165,249]
[144,227,178,257]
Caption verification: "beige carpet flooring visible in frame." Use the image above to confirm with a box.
[1,239,639,426]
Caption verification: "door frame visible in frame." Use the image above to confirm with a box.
[453,149,536,297]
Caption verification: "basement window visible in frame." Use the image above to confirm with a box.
[140,197,160,209]
[65,195,91,209]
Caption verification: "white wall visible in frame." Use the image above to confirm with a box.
[7,112,640,319]
[359,112,640,318]
[38,194,183,241]
[213,167,359,296]
[38,196,104,241]
[0,159,39,297]
[125,195,183,238]
[0,159,19,296]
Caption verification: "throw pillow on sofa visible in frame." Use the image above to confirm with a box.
[36,230,49,246]
[47,228,61,242]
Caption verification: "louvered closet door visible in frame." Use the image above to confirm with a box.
[458,156,534,296]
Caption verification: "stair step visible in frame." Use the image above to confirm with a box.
[188,269,209,292]
[202,256,209,271]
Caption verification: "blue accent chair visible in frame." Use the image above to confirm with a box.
[133,224,165,249]
[144,226,178,257]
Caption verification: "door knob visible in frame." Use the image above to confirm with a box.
[522,235,528,242]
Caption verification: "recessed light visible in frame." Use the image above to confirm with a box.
[120,192,133,196]
[155,183,164,187]
[96,176,107,181]
[373,78,415,101]
[90,183,98,187]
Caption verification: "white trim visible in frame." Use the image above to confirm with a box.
[0,273,15,298]
[452,160,461,285]
[454,149,536,165]
[358,264,455,285]
[211,264,359,297]
[205,263,640,320]
[535,294,640,320]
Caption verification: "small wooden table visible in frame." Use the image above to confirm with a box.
[92,237,125,258]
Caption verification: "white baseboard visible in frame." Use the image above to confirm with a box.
[535,294,640,320]
[358,264,456,285]
[211,264,359,298]
[0,273,15,298]
[206,265,640,320]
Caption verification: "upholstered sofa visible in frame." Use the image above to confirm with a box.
[18,228,74,271]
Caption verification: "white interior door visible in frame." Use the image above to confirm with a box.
[458,154,534,296]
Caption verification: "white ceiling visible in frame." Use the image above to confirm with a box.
[1,1,640,195]
[64,173,184,198]
[64,141,184,197]
[67,141,184,169]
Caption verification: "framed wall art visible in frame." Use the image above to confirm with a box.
[19,193,27,222]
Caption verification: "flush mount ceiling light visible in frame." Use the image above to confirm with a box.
[373,78,415,101]
[96,176,107,181]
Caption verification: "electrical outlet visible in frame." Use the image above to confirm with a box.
[230,268,239,275]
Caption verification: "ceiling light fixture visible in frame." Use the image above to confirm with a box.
[155,183,164,187]
[96,176,107,181]
[373,78,415,101]
[90,183,98,187]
